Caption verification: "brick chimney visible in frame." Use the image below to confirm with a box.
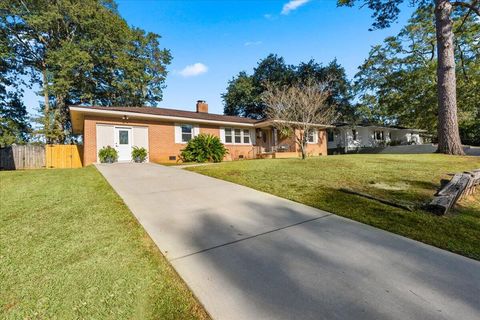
[196,100,208,113]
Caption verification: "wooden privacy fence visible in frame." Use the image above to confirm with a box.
[46,145,83,169]
[0,145,83,170]
[0,145,46,170]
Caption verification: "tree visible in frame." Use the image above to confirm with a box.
[1,0,171,143]
[338,0,480,154]
[0,20,30,146]
[223,54,353,121]
[223,54,293,119]
[262,80,338,159]
[354,4,479,145]
[0,93,31,146]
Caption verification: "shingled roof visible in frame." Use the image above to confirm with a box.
[71,105,260,124]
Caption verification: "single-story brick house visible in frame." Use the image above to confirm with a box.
[69,101,331,165]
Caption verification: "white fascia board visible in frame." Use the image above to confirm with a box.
[256,119,333,128]
[69,107,255,127]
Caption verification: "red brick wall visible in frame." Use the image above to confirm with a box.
[83,116,260,165]
[82,116,328,165]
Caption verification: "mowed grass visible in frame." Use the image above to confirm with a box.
[189,154,480,260]
[0,167,209,320]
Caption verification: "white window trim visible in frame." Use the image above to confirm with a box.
[220,127,255,145]
[352,129,358,141]
[374,130,384,141]
[175,123,199,144]
[307,129,318,144]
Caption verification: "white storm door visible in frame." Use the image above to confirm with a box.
[115,127,133,161]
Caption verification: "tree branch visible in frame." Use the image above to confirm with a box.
[452,0,480,16]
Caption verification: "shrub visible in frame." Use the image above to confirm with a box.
[132,146,148,163]
[388,140,402,146]
[180,134,228,163]
[98,146,118,163]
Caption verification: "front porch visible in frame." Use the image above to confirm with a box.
[247,126,327,159]
[253,126,298,159]
[256,151,301,159]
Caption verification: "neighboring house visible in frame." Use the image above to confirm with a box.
[327,122,427,153]
[69,101,330,165]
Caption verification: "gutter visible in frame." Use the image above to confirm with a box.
[70,107,333,129]
[69,106,256,127]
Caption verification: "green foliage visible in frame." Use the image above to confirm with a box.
[131,146,148,163]
[0,24,30,147]
[180,134,228,163]
[98,146,118,163]
[0,93,31,147]
[1,0,171,143]
[223,54,354,121]
[354,5,480,144]
[337,0,421,30]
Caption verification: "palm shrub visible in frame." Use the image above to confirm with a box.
[132,146,148,163]
[98,146,118,163]
[180,134,228,163]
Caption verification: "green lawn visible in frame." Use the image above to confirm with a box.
[188,154,480,260]
[0,167,209,320]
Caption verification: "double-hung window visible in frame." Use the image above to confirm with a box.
[375,130,384,141]
[307,130,317,144]
[234,129,242,143]
[181,124,193,143]
[352,129,358,141]
[223,127,252,145]
[243,129,250,144]
[225,128,233,143]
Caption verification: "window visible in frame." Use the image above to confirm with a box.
[234,129,242,143]
[375,130,384,141]
[175,123,199,144]
[307,130,317,144]
[223,128,252,145]
[181,124,193,142]
[243,129,250,143]
[352,129,358,141]
[225,128,232,143]
[119,130,129,145]
[327,130,334,142]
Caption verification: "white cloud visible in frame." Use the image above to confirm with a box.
[178,63,208,77]
[264,13,273,19]
[244,41,262,47]
[281,0,310,15]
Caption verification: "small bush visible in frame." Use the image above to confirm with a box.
[180,134,228,163]
[388,140,402,146]
[132,146,148,163]
[98,146,118,163]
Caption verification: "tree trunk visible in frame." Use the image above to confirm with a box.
[434,0,464,155]
[42,64,51,144]
[301,139,307,160]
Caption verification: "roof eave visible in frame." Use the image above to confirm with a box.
[256,119,333,129]
[69,106,256,132]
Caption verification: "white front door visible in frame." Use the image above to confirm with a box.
[115,127,133,162]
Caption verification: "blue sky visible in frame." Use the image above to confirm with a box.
[24,0,414,116]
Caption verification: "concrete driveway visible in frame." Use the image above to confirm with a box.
[96,163,480,320]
